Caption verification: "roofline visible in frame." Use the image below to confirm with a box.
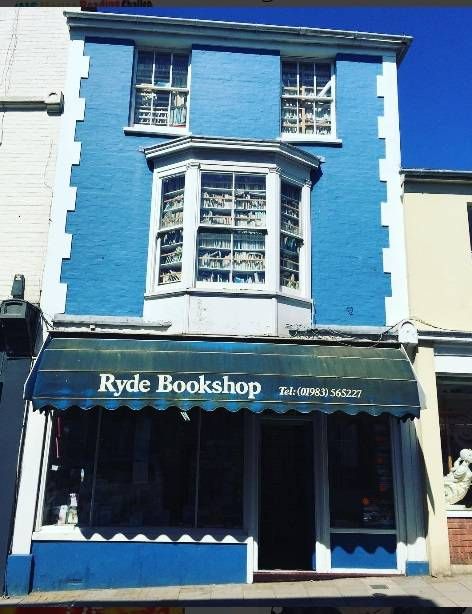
[65,11,412,63]
[402,168,472,184]
[143,135,322,169]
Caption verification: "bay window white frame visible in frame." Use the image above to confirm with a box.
[145,160,312,300]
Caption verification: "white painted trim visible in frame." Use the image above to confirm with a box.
[10,406,47,554]
[32,527,250,544]
[378,54,409,326]
[280,136,342,146]
[330,568,402,575]
[397,418,428,568]
[125,126,190,137]
[245,413,257,583]
[40,38,90,321]
[435,354,472,374]
[144,136,321,171]
[314,413,331,572]
[447,510,472,518]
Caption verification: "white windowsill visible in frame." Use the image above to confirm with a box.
[280,134,342,146]
[447,510,472,518]
[123,125,190,138]
[33,525,249,544]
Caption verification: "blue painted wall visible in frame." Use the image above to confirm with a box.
[63,41,390,326]
[63,40,163,317]
[307,55,389,326]
[30,541,246,591]
[190,45,280,139]
[331,532,397,569]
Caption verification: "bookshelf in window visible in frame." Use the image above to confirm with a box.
[200,172,266,229]
[158,229,183,284]
[280,182,302,291]
[161,174,185,229]
[197,231,266,285]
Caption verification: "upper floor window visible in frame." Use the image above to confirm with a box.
[281,60,334,137]
[133,50,189,129]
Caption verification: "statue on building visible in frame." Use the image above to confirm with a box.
[444,448,472,505]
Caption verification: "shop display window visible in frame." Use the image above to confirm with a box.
[328,413,395,529]
[41,407,244,530]
[439,381,472,509]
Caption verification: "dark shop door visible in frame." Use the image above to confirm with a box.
[258,421,315,570]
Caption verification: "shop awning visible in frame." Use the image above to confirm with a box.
[24,336,421,418]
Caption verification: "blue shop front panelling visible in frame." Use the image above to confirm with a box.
[331,532,397,569]
[31,541,247,591]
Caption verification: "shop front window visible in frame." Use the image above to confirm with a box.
[328,413,395,529]
[439,381,472,509]
[41,407,244,530]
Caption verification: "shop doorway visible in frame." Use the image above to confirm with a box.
[258,420,315,570]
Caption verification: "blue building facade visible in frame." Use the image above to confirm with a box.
[6,12,429,594]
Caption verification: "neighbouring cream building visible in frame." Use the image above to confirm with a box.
[0,7,69,594]
[403,168,472,574]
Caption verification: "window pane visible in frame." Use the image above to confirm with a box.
[315,101,332,135]
[197,410,244,528]
[316,63,332,96]
[134,89,154,125]
[299,62,315,96]
[135,50,154,85]
[281,182,301,236]
[160,174,184,228]
[169,92,187,127]
[42,408,98,527]
[328,414,395,529]
[152,92,170,126]
[172,54,189,88]
[282,62,298,96]
[298,100,314,134]
[159,229,183,285]
[281,99,298,134]
[201,173,233,226]
[154,53,172,86]
[234,174,266,228]
[281,235,302,291]
[93,408,198,527]
[197,232,232,283]
[233,231,265,284]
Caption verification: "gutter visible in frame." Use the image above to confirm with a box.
[65,11,412,64]
[402,168,472,184]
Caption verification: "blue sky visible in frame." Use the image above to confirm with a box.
[105,8,472,170]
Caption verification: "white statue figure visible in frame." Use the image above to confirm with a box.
[444,448,472,505]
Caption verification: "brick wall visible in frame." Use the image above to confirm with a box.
[448,518,472,564]
[0,8,69,304]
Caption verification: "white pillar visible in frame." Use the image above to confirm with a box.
[11,406,47,554]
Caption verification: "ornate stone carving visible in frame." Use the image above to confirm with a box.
[444,448,472,505]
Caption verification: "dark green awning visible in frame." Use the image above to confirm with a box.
[25,336,421,418]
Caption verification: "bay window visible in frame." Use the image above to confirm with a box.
[143,137,319,333]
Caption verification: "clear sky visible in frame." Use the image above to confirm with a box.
[104,7,472,171]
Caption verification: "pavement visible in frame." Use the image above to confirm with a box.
[3,574,472,608]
